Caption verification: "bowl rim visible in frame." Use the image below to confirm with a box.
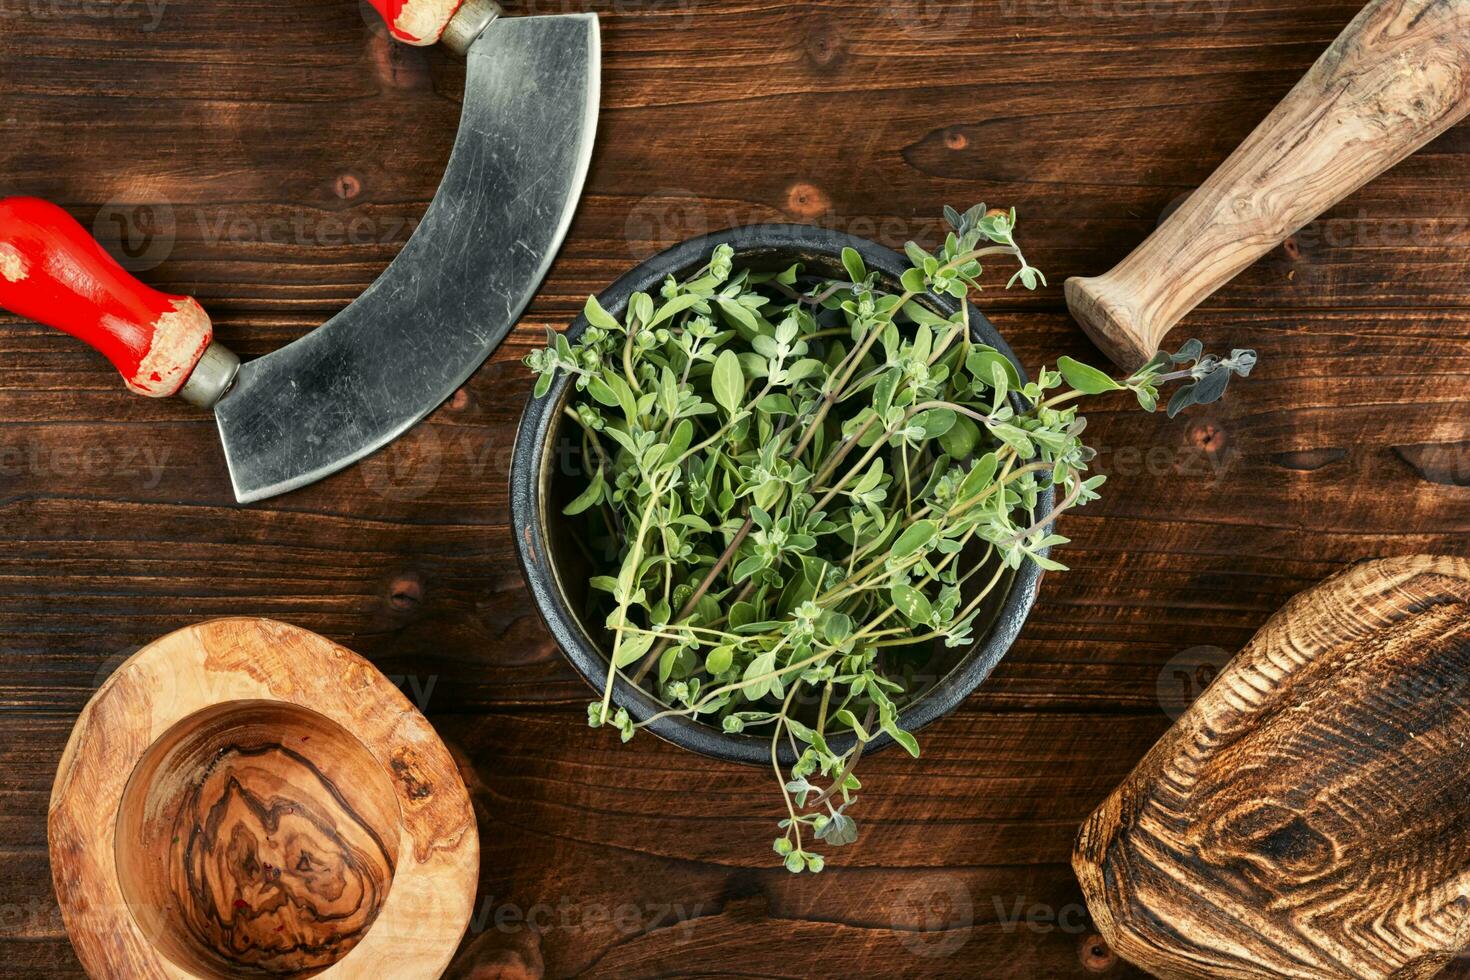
[511,223,1052,767]
[47,618,479,980]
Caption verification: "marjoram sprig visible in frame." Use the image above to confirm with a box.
[526,204,1256,872]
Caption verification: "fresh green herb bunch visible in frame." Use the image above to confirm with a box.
[526,205,1255,873]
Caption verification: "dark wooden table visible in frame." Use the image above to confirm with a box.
[2,1,1467,977]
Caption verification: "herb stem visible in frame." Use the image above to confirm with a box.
[524,208,1253,872]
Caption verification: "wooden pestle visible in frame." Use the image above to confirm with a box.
[1066,0,1470,369]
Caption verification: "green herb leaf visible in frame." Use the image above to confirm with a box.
[563,465,606,516]
[612,632,654,669]
[887,725,920,758]
[583,295,620,330]
[706,645,734,675]
[939,415,980,459]
[712,349,745,415]
[890,584,933,625]
[585,376,620,408]
[833,708,870,742]
[891,519,938,560]
[717,297,758,331]
[1057,355,1123,395]
[815,811,858,846]
[527,205,1257,874]
[912,408,957,440]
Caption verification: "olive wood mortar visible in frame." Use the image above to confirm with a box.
[1067,0,1470,369]
[1074,555,1470,979]
[49,618,479,980]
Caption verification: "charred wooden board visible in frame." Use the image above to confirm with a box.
[1074,555,1470,980]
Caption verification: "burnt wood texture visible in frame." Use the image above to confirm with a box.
[1074,556,1470,980]
[1,1,1468,977]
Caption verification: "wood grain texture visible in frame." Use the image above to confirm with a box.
[1074,556,1470,979]
[163,742,396,972]
[1,0,1468,977]
[1067,0,1470,367]
[50,619,478,979]
[117,705,401,976]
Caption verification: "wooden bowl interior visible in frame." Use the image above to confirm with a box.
[113,700,402,979]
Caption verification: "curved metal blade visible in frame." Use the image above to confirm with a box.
[216,13,600,503]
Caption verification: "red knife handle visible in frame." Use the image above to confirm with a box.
[0,197,236,406]
[364,0,500,54]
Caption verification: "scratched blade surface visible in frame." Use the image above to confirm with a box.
[215,14,600,503]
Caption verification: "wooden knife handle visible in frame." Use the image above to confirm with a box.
[0,197,236,406]
[1066,0,1470,369]
[364,0,500,53]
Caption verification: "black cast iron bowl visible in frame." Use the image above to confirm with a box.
[511,224,1052,767]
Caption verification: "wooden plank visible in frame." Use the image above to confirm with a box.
[1,0,1468,976]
